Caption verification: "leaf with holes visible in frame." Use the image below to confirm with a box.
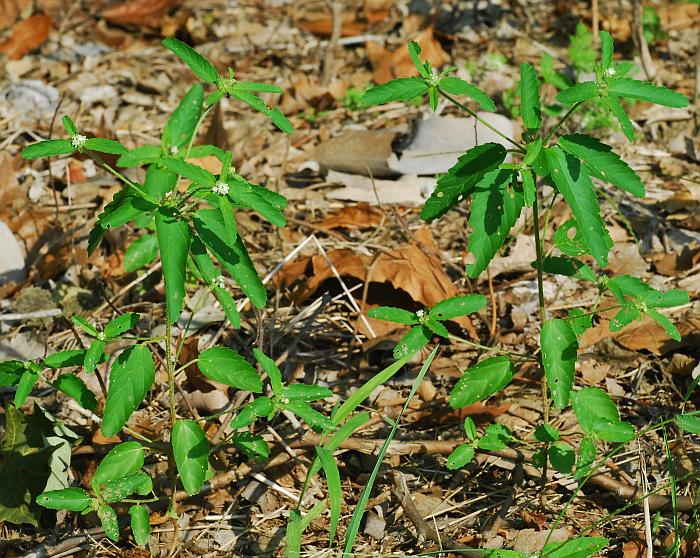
[393,325,431,359]
[36,488,92,512]
[450,356,514,409]
[172,419,210,496]
[93,442,145,488]
[430,294,487,320]
[541,319,577,409]
[447,444,476,470]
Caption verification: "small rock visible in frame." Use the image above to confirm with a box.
[0,221,26,284]
[363,509,386,540]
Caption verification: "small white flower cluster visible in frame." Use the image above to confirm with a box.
[416,309,425,318]
[213,275,226,289]
[604,67,616,77]
[170,145,179,155]
[212,181,229,196]
[71,134,87,149]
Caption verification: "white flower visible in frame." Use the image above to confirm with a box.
[213,275,226,289]
[212,181,229,195]
[71,134,87,149]
[604,67,616,77]
[416,309,425,318]
[170,145,179,155]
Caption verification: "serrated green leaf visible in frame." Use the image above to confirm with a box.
[546,146,611,266]
[541,319,577,409]
[163,157,215,186]
[0,361,24,386]
[603,95,634,142]
[439,77,495,111]
[172,419,210,496]
[230,397,274,429]
[188,144,228,161]
[124,234,159,273]
[102,345,155,437]
[367,306,418,325]
[593,418,635,442]
[117,145,162,168]
[540,52,572,90]
[609,304,640,332]
[163,83,203,150]
[430,294,487,320]
[198,347,262,392]
[84,138,127,155]
[162,37,219,84]
[558,134,644,198]
[519,63,541,130]
[450,356,514,409]
[52,374,97,411]
[393,325,431,359]
[548,441,575,474]
[104,312,140,339]
[600,31,613,70]
[252,348,283,397]
[36,487,91,512]
[571,387,619,436]
[84,339,105,374]
[228,178,286,226]
[97,189,157,230]
[536,256,595,282]
[464,417,477,441]
[466,169,523,278]
[129,504,150,546]
[43,349,87,369]
[477,423,511,451]
[534,423,560,443]
[283,384,333,401]
[446,444,475,469]
[420,142,507,222]
[21,139,74,160]
[230,91,293,133]
[15,370,39,407]
[543,536,608,558]
[316,446,341,543]
[93,442,145,488]
[556,81,598,104]
[98,504,120,541]
[234,81,283,93]
[156,208,191,324]
[424,316,449,338]
[568,308,593,336]
[607,78,688,108]
[553,218,588,257]
[286,401,335,431]
[676,413,700,434]
[645,308,682,342]
[232,432,269,459]
[521,168,536,207]
[144,164,177,197]
[575,436,597,479]
[101,471,152,503]
[62,115,78,136]
[408,41,429,78]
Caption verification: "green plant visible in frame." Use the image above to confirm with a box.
[359,35,694,557]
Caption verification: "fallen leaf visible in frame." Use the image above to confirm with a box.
[0,0,31,30]
[0,14,51,60]
[315,129,399,178]
[368,27,450,83]
[364,0,393,24]
[621,540,645,558]
[102,0,182,29]
[657,3,699,31]
[326,170,435,206]
[319,203,384,230]
[297,11,365,37]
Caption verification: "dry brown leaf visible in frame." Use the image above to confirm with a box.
[297,11,365,37]
[0,14,51,60]
[0,0,31,30]
[368,27,450,83]
[364,0,393,24]
[657,3,699,31]
[314,129,398,177]
[319,203,384,230]
[102,0,182,29]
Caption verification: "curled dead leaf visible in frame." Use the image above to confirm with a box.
[102,0,183,29]
[0,14,51,60]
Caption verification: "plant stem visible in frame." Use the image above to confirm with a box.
[544,101,582,144]
[438,90,526,151]
[448,334,538,361]
[165,319,178,515]
[85,150,154,202]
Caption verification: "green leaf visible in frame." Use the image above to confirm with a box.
[253,348,283,397]
[156,208,191,324]
[362,78,428,106]
[43,349,87,369]
[232,432,269,459]
[408,41,429,78]
[198,347,262,392]
[286,508,303,558]
[519,63,541,131]
[558,134,644,198]
[193,209,267,307]
[424,317,449,338]
[230,91,293,134]
[646,308,682,342]
[593,419,635,442]
[129,504,151,546]
[234,81,283,93]
[534,424,560,443]
[609,304,640,332]
[545,146,611,266]
[15,370,39,407]
[676,413,700,434]
[603,95,634,142]
[286,401,335,431]
[548,441,575,474]
[553,218,588,257]
[163,83,204,150]
[477,423,511,451]
[446,444,475,469]
[0,360,24,386]
[568,308,593,336]
[541,319,577,409]
[84,339,105,374]
[98,503,120,541]
[367,306,418,325]
[607,78,688,108]
[600,31,614,70]
[52,374,97,411]
[21,139,74,160]
[101,471,152,503]
[163,157,215,186]
[62,115,78,136]
[102,345,155,437]
[36,488,91,512]
[228,178,286,226]
[283,384,333,401]
[97,189,157,230]
[188,144,228,161]
[172,419,210,496]
[93,442,145,488]
[124,234,159,272]
[450,356,514,409]
[575,436,597,479]
[144,164,177,197]
[430,294,487,320]
[464,417,477,441]
[104,312,140,339]
[420,142,507,222]
[543,536,608,558]
[84,138,127,155]
[466,169,523,278]
[117,145,162,168]
[571,387,619,437]
[162,37,219,84]
[316,446,341,543]
[393,325,431,359]
[536,256,596,282]
[540,52,572,90]
[439,77,495,111]
[556,81,598,104]
[230,397,275,429]
[72,315,99,337]
[521,168,536,208]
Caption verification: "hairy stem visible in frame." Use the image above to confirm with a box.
[544,101,582,145]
